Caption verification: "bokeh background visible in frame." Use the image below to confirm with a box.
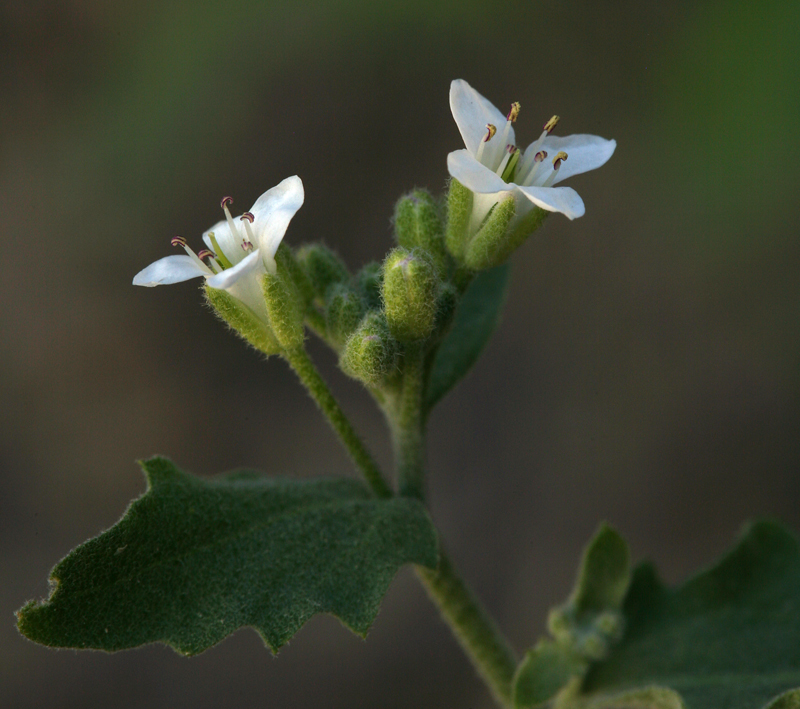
[2,0,799,707]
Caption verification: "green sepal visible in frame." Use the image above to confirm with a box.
[424,264,510,414]
[276,242,315,310]
[393,189,449,276]
[325,283,366,349]
[295,243,350,303]
[444,178,473,262]
[382,248,439,342]
[514,640,589,708]
[355,261,383,311]
[261,265,305,351]
[204,285,281,356]
[464,195,517,271]
[16,457,438,655]
[487,205,549,268]
[340,310,400,387]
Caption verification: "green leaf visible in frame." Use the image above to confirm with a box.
[17,457,438,655]
[424,263,510,412]
[566,521,800,709]
[515,525,631,708]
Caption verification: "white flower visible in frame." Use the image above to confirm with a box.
[447,79,615,227]
[133,176,304,318]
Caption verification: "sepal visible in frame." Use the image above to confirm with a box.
[444,178,473,261]
[261,264,305,351]
[463,195,517,271]
[204,285,281,356]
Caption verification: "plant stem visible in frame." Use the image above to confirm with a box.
[417,550,518,708]
[391,342,426,499]
[284,347,392,498]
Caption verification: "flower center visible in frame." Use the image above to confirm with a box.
[477,107,567,188]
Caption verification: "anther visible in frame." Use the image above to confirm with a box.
[507,102,521,123]
[484,124,497,142]
[220,196,234,209]
[543,115,560,134]
[197,249,215,260]
[240,212,254,223]
[171,236,187,248]
[534,151,547,163]
[552,151,568,170]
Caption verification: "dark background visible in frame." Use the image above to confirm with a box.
[3,1,799,707]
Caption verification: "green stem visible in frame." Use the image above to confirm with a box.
[391,342,426,499]
[417,550,518,708]
[284,347,392,498]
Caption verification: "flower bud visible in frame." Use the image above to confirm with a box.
[295,243,350,302]
[444,178,473,262]
[382,248,438,342]
[204,285,281,356]
[355,261,383,311]
[340,310,399,386]
[463,195,517,271]
[393,190,448,276]
[325,284,365,349]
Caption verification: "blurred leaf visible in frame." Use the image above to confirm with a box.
[567,521,800,709]
[17,457,438,655]
[425,263,510,413]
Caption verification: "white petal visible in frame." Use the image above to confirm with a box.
[449,79,511,156]
[535,134,616,184]
[202,219,242,265]
[206,249,262,289]
[249,175,305,260]
[516,185,585,220]
[447,150,511,194]
[133,255,208,286]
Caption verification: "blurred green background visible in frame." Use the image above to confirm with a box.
[2,0,799,707]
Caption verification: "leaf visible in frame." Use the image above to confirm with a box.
[424,263,510,413]
[514,525,631,708]
[566,521,800,709]
[17,457,438,655]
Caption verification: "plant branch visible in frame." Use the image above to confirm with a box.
[391,342,426,499]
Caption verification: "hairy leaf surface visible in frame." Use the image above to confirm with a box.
[18,457,438,655]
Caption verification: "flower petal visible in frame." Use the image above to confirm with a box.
[448,150,511,194]
[516,184,585,220]
[133,255,208,286]
[534,134,616,184]
[450,80,511,156]
[206,249,262,289]
[249,175,304,260]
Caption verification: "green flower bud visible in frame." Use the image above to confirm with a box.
[204,285,281,356]
[355,261,383,311]
[340,311,399,386]
[463,195,517,271]
[445,178,473,262]
[325,284,365,349]
[393,189,448,276]
[295,243,350,302]
[382,248,438,342]
[261,268,305,351]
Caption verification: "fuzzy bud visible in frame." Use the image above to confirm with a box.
[340,311,399,386]
[393,190,448,276]
[295,243,350,302]
[325,284,365,349]
[355,261,383,311]
[382,248,438,342]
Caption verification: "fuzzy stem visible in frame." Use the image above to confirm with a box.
[392,342,426,499]
[284,347,392,498]
[417,550,518,708]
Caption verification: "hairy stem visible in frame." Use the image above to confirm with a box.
[417,550,518,708]
[392,342,426,499]
[284,347,392,498]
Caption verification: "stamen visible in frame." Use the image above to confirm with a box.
[517,150,548,186]
[535,151,547,162]
[171,236,187,248]
[507,102,521,123]
[543,115,560,134]
[495,144,516,177]
[219,194,242,250]
[475,124,496,163]
[220,196,234,209]
[552,151,568,170]
[240,214,257,251]
[197,249,215,260]
[170,236,212,274]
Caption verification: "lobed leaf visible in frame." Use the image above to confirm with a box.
[17,457,438,655]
